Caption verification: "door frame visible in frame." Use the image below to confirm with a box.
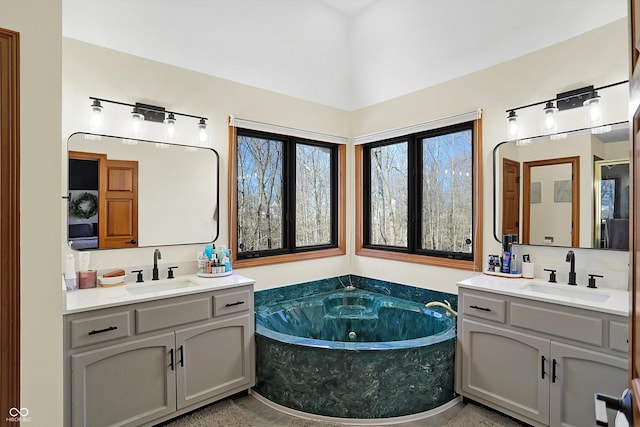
[502,157,520,236]
[0,27,21,419]
[522,156,580,247]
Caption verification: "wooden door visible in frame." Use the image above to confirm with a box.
[502,158,520,236]
[0,27,20,421]
[99,159,139,249]
[631,0,640,421]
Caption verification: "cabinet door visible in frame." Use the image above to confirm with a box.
[71,332,176,427]
[549,341,627,427]
[461,319,550,425]
[175,313,252,410]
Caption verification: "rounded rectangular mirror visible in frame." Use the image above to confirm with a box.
[67,132,219,250]
[493,122,629,250]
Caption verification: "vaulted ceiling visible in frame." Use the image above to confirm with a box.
[63,0,626,111]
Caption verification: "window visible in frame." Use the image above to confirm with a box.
[358,120,482,270]
[231,127,345,265]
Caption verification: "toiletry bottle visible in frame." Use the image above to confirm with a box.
[64,254,78,291]
[197,252,207,275]
[223,254,231,272]
[502,251,511,273]
[510,254,518,275]
[501,235,511,273]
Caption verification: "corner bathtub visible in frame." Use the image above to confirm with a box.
[254,288,456,419]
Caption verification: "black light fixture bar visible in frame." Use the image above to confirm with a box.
[504,80,628,114]
[89,96,208,122]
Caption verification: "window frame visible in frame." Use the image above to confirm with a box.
[356,118,483,271]
[229,125,346,268]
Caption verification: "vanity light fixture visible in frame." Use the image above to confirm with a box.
[88,96,208,143]
[583,92,603,129]
[165,112,176,140]
[505,80,627,141]
[90,99,103,131]
[130,106,145,138]
[198,118,208,145]
[542,101,558,133]
[506,110,518,140]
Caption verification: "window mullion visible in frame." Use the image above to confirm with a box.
[284,138,296,253]
[408,136,421,253]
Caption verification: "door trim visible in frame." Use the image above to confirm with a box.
[522,156,580,247]
[0,27,21,419]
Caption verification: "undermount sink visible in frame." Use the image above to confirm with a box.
[126,279,200,294]
[521,283,610,303]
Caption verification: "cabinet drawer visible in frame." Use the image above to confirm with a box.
[511,303,603,347]
[461,293,506,323]
[214,289,251,317]
[136,298,211,333]
[70,311,131,349]
[609,321,629,353]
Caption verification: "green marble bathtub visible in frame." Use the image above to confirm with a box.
[254,280,457,419]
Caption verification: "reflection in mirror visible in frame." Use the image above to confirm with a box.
[493,122,629,250]
[67,133,219,250]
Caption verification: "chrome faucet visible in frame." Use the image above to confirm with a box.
[566,250,577,285]
[152,249,162,281]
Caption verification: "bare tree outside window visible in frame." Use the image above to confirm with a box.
[422,130,473,254]
[237,136,283,252]
[296,144,332,246]
[363,121,475,261]
[369,142,408,246]
[235,129,338,259]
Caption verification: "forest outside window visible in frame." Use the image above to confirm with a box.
[232,127,343,265]
[359,120,482,270]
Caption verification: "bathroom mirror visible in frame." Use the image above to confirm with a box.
[493,121,629,250]
[67,132,219,250]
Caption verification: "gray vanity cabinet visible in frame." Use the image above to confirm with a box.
[64,284,255,427]
[548,341,627,427]
[71,333,177,427]
[175,313,252,409]
[458,287,628,427]
[461,319,550,425]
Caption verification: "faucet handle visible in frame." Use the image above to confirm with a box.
[131,270,144,283]
[167,266,178,279]
[587,274,603,289]
[543,268,557,283]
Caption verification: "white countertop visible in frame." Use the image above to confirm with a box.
[457,273,629,317]
[63,273,255,315]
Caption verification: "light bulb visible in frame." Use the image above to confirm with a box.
[131,108,144,138]
[165,113,176,140]
[584,93,602,128]
[90,99,103,131]
[198,118,208,145]
[542,101,558,134]
[506,110,518,140]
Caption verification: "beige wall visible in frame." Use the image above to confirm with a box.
[62,38,352,287]
[62,19,630,297]
[351,18,629,292]
[0,0,63,425]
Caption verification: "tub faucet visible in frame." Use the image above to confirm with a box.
[152,249,162,281]
[566,250,577,286]
[425,300,457,316]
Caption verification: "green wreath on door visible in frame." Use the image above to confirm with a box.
[69,192,98,219]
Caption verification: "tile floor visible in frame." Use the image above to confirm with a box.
[231,393,522,426]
